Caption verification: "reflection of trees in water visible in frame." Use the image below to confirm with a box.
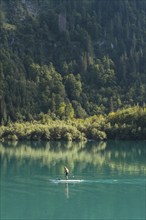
[0,141,146,174]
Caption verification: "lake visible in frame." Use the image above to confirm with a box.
[0,141,146,220]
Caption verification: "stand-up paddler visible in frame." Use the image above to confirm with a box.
[64,166,69,180]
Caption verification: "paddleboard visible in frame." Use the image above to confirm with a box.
[51,179,84,183]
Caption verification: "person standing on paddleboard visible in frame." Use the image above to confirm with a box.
[64,166,69,180]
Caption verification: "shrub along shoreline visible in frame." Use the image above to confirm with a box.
[0,107,146,141]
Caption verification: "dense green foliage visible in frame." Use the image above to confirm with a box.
[0,107,145,141]
[0,0,146,123]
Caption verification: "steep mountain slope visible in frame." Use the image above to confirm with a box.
[0,0,146,122]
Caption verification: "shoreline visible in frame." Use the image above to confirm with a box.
[0,107,145,141]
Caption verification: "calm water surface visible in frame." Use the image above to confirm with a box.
[0,141,146,220]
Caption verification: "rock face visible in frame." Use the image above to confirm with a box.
[21,0,39,15]
[58,13,66,32]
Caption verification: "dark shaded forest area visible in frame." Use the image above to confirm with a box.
[0,0,146,124]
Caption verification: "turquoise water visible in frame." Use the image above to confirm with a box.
[0,141,146,219]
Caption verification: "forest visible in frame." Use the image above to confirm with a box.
[0,106,146,141]
[0,0,146,140]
